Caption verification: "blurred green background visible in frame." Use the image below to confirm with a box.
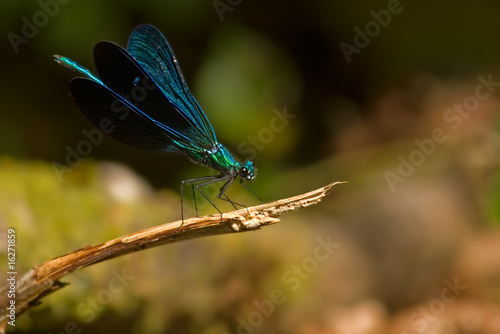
[1,1,500,333]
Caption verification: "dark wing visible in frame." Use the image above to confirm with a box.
[93,41,217,153]
[126,24,217,144]
[69,77,182,153]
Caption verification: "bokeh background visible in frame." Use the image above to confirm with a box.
[1,1,500,333]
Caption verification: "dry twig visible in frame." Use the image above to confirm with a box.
[0,181,344,331]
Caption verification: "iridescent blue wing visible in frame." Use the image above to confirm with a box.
[126,24,217,145]
[69,77,182,153]
[92,41,216,154]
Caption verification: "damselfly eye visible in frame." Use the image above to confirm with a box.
[239,167,248,177]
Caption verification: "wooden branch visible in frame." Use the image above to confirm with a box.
[0,181,344,331]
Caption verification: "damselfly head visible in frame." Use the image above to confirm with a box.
[239,161,256,182]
